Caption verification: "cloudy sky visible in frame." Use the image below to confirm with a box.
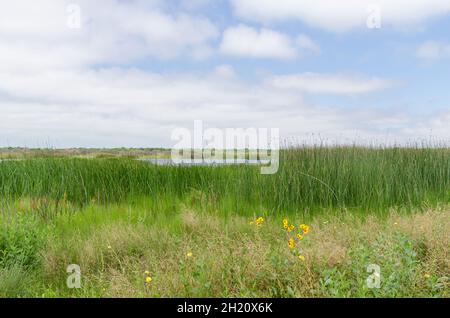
[1,0,450,147]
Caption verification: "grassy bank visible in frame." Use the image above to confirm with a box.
[0,146,449,215]
[0,201,448,297]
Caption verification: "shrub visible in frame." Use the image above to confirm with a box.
[0,219,46,269]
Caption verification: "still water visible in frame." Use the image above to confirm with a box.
[139,158,271,166]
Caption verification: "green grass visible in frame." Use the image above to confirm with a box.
[0,146,449,215]
[0,146,449,298]
[0,202,448,298]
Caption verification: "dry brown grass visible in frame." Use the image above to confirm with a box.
[39,207,449,297]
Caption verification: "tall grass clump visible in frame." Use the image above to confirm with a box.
[0,146,448,215]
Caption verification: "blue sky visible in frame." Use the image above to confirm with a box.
[1,0,450,147]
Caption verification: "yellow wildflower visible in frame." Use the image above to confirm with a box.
[288,239,295,249]
[250,217,264,227]
[145,276,152,284]
[298,255,305,262]
[288,225,295,232]
[186,252,193,258]
[283,218,289,229]
[300,224,310,234]
[255,217,264,226]
[144,270,150,276]
[296,233,304,240]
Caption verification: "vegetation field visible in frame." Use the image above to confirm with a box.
[0,146,449,297]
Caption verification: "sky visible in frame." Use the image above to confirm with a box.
[1,0,450,148]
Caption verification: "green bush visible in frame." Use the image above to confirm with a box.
[317,232,423,297]
[0,220,46,269]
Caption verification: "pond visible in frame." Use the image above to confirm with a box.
[139,158,271,166]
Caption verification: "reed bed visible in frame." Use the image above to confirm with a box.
[0,146,448,215]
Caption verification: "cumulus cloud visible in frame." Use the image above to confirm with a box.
[230,0,450,32]
[296,34,321,55]
[220,25,319,59]
[0,68,300,147]
[269,73,396,95]
[214,65,236,78]
[0,67,446,147]
[416,41,450,59]
[0,0,219,72]
[220,25,297,59]
[0,0,448,147]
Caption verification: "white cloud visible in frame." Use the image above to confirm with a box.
[220,25,297,59]
[230,0,450,32]
[0,67,446,148]
[269,73,395,95]
[220,25,319,59]
[0,68,301,147]
[417,41,450,59]
[297,34,321,55]
[0,0,448,147]
[0,0,219,72]
[215,65,236,78]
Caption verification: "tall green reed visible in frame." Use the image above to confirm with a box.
[0,146,448,215]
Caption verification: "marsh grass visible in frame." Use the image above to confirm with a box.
[0,146,449,297]
[0,146,449,215]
